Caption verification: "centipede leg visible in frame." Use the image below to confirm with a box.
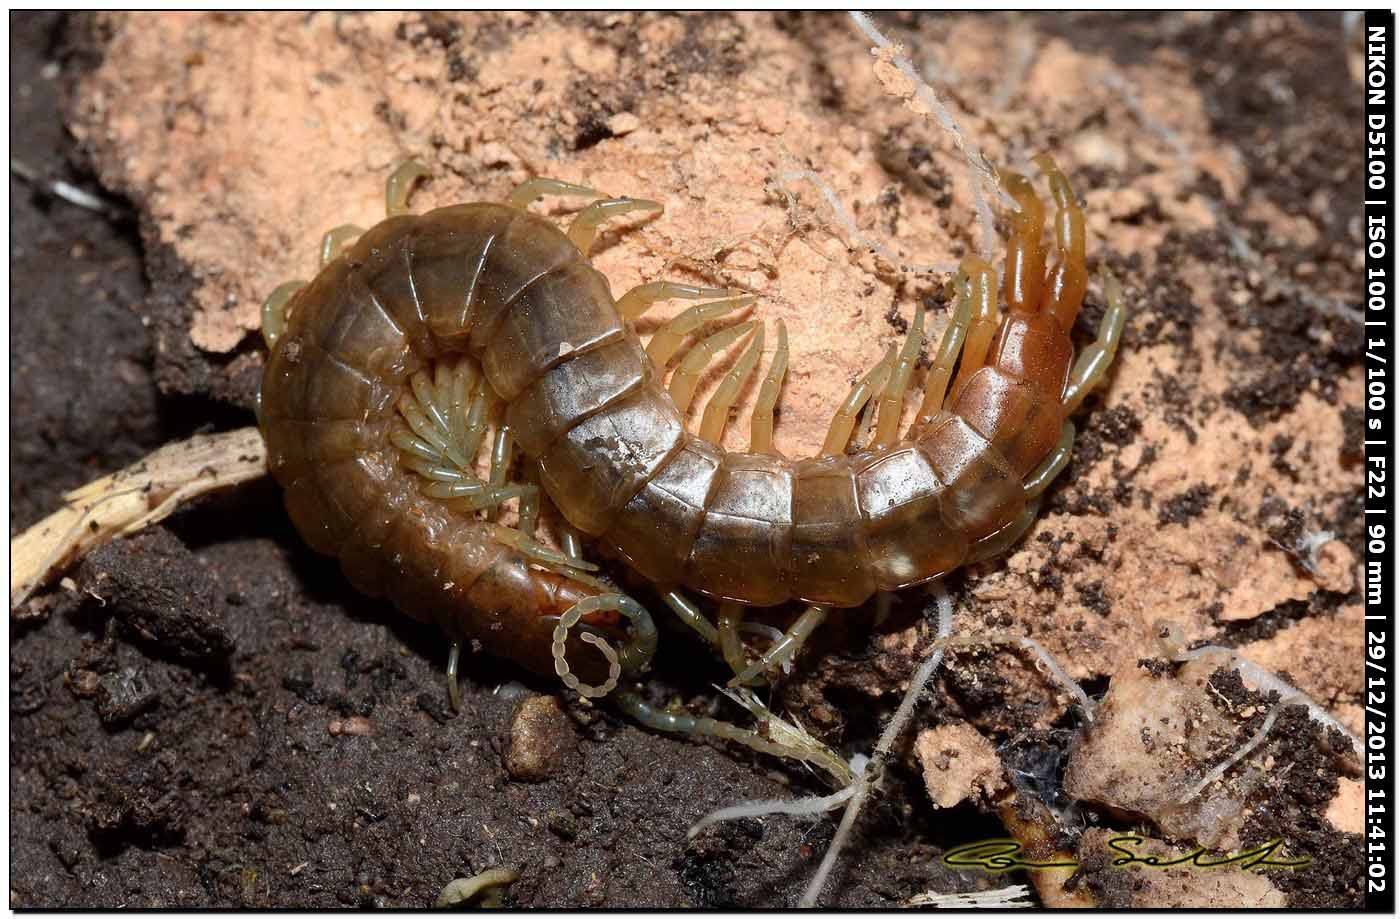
[613,688,852,785]
[1022,422,1075,500]
[260,280,307,349]
[914,273,973,426]
[645,295,755,369]
[487,423,515,522]
[615,280,737,322]
[385,160,432,217]
[320,225,365,266]
[558,523,585,563]
[446,640,463,713]
[662,589,721,646]
[946,257,1000,404]
[506,177,599,211]
[718,602,766,687]
[567,197,663,255]
[668,321,759,415]
[1061,271,1127,413]
[822,346,896,456]
[873,305,925,447]
[726,604,829,688]
[965,498,1042,565]
[698,324,765,444]
[749,319,789,454]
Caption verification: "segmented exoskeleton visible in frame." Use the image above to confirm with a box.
[257,157,1124,777]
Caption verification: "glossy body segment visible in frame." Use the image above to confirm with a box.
[261,204,620,677]
[263,157,1106,665]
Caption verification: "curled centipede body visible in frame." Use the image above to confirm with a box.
[257,156,1124,768]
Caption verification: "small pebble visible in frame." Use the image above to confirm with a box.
[328,716,373,736]
[504,695,575,782]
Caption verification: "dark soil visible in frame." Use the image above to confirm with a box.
[10,10,1363,909]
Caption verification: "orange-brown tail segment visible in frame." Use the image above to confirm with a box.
[944,158,1085,480]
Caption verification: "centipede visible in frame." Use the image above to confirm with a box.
[256,155,1125,778]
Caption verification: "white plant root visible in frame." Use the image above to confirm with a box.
[10,426,267,610]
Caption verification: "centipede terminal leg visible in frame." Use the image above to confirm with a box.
[1000,169,1048,315]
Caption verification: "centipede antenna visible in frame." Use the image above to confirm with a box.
[552,595,659,698]
[699,323,765,444]
[822,345,896,456]
[874,305,925,447]
[749,319,789,454]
